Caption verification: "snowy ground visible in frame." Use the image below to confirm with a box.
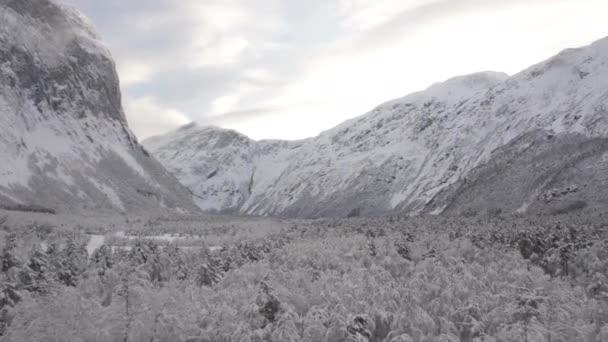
[85,232,223,256]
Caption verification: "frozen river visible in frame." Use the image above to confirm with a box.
[86,232,221,256]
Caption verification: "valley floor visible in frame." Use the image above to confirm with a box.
[0,211,607,341]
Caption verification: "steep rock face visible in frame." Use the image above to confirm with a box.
[421,38,608,217]
[146,37,608,218]
[427,131,608,217]
[144,123,301,214]
[144,124,259,212]
[145,72,507,217]
[0,0,199,214]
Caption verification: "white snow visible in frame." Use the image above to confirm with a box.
[0,2,196,214]
[390,192,408,209]
[147,37,608,216]
[107,143,150,180]
[0,189,21,204]
[88,179,124,211]
[516,201,531,214]
[85,232,221,256]
[86,234,105,256]
[430,206,447,216]
[0,156,32,188]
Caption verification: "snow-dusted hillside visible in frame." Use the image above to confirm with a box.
[146,37,608,218]
[0,0,199,214]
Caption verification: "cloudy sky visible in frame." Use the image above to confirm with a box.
[63,0,607,141]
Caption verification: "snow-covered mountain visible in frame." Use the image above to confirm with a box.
[146,37,608,218]
[0,0,199,214]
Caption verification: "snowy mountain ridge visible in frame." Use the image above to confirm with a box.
[146,36,608,218]
[0,0,199,214]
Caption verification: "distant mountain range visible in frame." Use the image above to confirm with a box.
[2,0,606,218]
[0,0,199,214]
[146,37,608,218]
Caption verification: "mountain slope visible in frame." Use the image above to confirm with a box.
[146,37,608,218]
[0,0,199,214]
[427,131,608,217]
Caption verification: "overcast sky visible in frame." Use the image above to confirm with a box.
[63,0,607,141]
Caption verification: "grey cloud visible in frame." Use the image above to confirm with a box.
[64,0,332,122]
[351,0,557,51]
[202,106,284,127]
[61,0,570,140]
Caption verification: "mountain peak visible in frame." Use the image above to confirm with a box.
[401,71,508,105]
[171,123,252,141]
[178,122,199,131]
[146,36,608,218]
[436,71,509,90]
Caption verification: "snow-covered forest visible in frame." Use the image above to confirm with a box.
[2,1,608,341]
[1,212,607,341]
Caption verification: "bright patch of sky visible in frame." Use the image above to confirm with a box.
[64,0,608,140]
